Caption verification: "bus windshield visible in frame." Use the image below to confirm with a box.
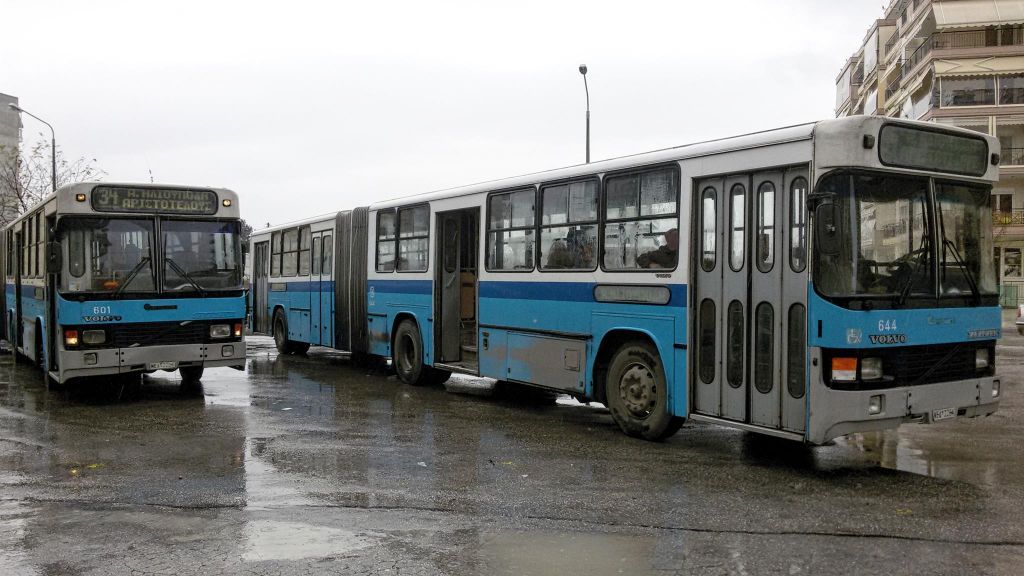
[162,220,242,292]
[62,218,155,293]
[813,172,996,308]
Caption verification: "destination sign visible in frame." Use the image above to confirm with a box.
[91,186,219,215]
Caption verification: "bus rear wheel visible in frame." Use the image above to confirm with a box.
[605,341,683,441]
[393,319,447,386]
[273,310,309,355]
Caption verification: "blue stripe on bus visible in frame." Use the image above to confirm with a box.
[277,280,336,292]
[367,279,432,295]
[6,284,44,300]
[480,281,687,306]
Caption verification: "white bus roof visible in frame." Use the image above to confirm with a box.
[250,211,347,237]
[367,122,817,210]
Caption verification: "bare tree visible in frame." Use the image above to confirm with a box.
[0,135,106,227]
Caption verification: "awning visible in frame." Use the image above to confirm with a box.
[935,56,1024,76]
[933,0,1024,29]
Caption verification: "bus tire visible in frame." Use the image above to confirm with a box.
[605,341,683,441]
[180,366,204,383]
[273,310,297,354]
[393,319,436,386]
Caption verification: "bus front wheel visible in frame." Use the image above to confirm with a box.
[393,319,447,386]
[606,341,683,441]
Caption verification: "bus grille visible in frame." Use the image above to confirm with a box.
[824,341,995,391]
[68,320,242,349]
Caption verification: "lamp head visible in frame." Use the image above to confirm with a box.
[7,103,21,112]
[578,64,588,75]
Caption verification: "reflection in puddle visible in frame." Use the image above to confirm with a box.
[838,430,1001,487]
[243,520,378,561]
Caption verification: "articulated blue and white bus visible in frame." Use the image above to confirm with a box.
[2,182,246,386]
[252,116,1002,444]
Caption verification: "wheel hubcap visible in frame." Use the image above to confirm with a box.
[619,362,657,418]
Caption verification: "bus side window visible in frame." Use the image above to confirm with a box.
[603,168,679,270]
[790,177,808,272]
[757,181,775,272]
[281,228,299,276]
[312,235,321,276]
[487,189,535,271]
[322,235,332,275]
[539,180,598,271]
[270,231,281,277]
[397,205,429,272]
[377,210,397,272]
[299,226,311,276]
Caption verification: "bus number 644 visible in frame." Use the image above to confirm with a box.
[878,319,898,332]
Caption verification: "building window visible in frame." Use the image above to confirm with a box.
[941,76,995,107]
[1000,74,1024,105]
[487,189,535,271]
[397,205,429,272]
[1005,248,1022,278]
[376,210,397,272]
[539,180,598,271]
[603,167,679,270]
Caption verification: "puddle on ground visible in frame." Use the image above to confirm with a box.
[479,530,683,576]
[838,430,1003,487]
[243,520,378,561]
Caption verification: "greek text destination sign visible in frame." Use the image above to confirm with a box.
[91,186,219,215]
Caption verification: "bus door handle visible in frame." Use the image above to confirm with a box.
[144,304,178,311]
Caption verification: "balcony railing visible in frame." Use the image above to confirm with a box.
[934,26,1024,50]
[904,35,933,74]
[993,210,1024,226]
[1002,148,1024,166]
[884,34,899,57]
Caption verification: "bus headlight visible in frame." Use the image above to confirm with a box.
[233,323,243,337]
[861,357,883,380]
[831,357,857,382]
[82,329,106,345]
[976,348,990,370]
[993,379,1001,398]
[64,330,79,347]
[210,324,231,338]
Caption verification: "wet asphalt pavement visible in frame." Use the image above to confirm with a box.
[1,322,1024,575]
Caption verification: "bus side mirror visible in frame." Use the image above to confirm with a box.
[815,203,840,256]
[46,242,62,274]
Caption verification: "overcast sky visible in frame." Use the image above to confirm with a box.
[5,0,883,228]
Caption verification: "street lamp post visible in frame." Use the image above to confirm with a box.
[579,64,590,164]
[8,103,57,192]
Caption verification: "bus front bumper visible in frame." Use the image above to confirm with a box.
[57,341,246,381]
[809,375,1000,445]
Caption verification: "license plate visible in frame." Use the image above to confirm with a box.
[932,407,957,422]
[148,361,178,370]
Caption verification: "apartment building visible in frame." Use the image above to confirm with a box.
[836,0,1024,305]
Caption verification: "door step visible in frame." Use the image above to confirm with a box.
[688,413,805,442]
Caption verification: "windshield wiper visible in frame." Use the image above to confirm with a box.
[937,204,981,306]
[942,238,981,305]
[113,257,152,298]
[165,257,207,296]
[895,197,930,307]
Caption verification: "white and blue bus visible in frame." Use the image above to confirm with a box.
[2,182,246,386]
[252,116,1002,444]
